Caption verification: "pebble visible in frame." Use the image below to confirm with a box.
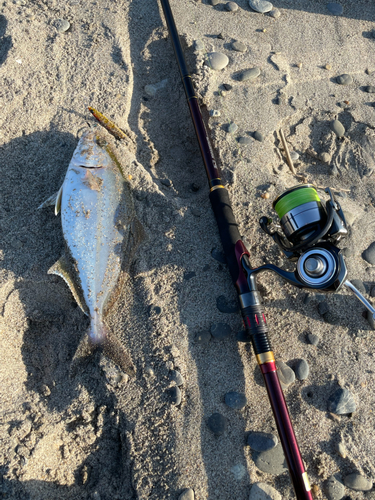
[211,322,232,340]
[211,248,226,263]
[225,1,238,11]
[252,443,288,474]
[207,413,227,436]
[362,242,375,265]
[365,86,375,93]
[194,330,211,343]
[223,83,233,91]
[248,0,273,14]
[254,131,264,142]
[161,178,172,187]
[328,388,356,415]
[269,8,280,18]
[320,152,331,163]
[294,359,309,380]
[184,271,196,280]
[238,137,252,145]
[191,182,200,192]
[325,64,332,70]
[179,489,194,500]
[335,441,347,458]
[307,333,319,346]
[170,370,184,386]
[228,122,239,134]
[337,74,352,85]
[144,78,168,97]
[332,120,345,137]
[275,360,295,386]
[194,39,205,51]
[236,330,252,342]
[350,279,366,295]
[239,67,261,81]
[324,475,345,500]
[344,473,373,492]
[247,432,278,452]
[327,3,344,15]
[224,391,247,409]
[249,482,282,500]
[149,304,162,315]
[290,151,299,161]
[216,295,239,313]
[210,0,220,5]
[210,109,221,117]
[232,41,246,52]
[56,19,70,32]
[318,301,329,316]
[167,386,182,405]
[205,52,229,71]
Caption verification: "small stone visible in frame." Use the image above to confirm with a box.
[223,83,233,91]
[247,432,278,452]
[362,242,375,265]
[296,62,302,69]
[341,247,353,258]
[194,330,211,343]
[210,109,221,117]
[217,32,225,40]
[294,359,309,380]
[335,441,347,458]
[145,366,154,377]
[216,295,239,313]
[149,304,162,315]
[350,279,366,295]
[194,39,205,51]
[211,248,226,263]
[232,41,246,52]
[325,64,332,70]
[327,3,343,16]
[252,443,288,474]
[365,86,375,93]
[269,8,280,18]
[231,464,247,480]
[365,68,375,75]
[337,74,352,85]
[236,330,252,342]
[248,0,273,14]
[324,475,345,500]
[206,52,229,71]
[332,120,345,137]
[249,482,282,500]
[225,1,238,11]
[210,0,220,5]
[167,386,182,405]
[261,192,270,199]
[228,122,238,134]
[224,391,247,409]
[184,271,196,281]
[307,333,319,346]
[207,413,227,436]
[161,178,172,187]
[290,151,299,161]
[275,361,295,386]
[320,152,331,163]
[56,19,70,32]
[318,301,329,316]
[170,370,184,386]
[179,489,194,500]
[328,388,356,415]
[344,473,372,492]
[211,322,232,340]
[238,137,252,145]
[191,183,200,192]
[254,131,264,142]
[239,67,261,81]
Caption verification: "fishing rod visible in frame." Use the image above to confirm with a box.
[158,0,375,497]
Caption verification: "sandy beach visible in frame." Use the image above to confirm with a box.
[1,0,375,498]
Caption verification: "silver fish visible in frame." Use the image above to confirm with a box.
[49,128,142,376]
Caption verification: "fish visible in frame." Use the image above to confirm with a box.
[48,128,143,377]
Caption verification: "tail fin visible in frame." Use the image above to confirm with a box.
[70,325,136,378]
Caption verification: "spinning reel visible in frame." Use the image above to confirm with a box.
[243,184,375,324]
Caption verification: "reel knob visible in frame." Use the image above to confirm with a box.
[304,256,326,277]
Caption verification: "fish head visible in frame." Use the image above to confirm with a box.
[71,129,112,169]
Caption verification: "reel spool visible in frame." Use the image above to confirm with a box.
[260,184,347,259]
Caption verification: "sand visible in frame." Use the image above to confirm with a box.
[1,0,375,498]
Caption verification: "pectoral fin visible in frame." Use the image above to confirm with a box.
[48,255,88,315]
[37,184,63,213]
[55,184,63,215]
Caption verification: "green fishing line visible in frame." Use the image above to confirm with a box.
[274,187,320,220]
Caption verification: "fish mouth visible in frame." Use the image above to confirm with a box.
[71,130,111,169]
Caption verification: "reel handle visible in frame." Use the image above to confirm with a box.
[344,280,375,328]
